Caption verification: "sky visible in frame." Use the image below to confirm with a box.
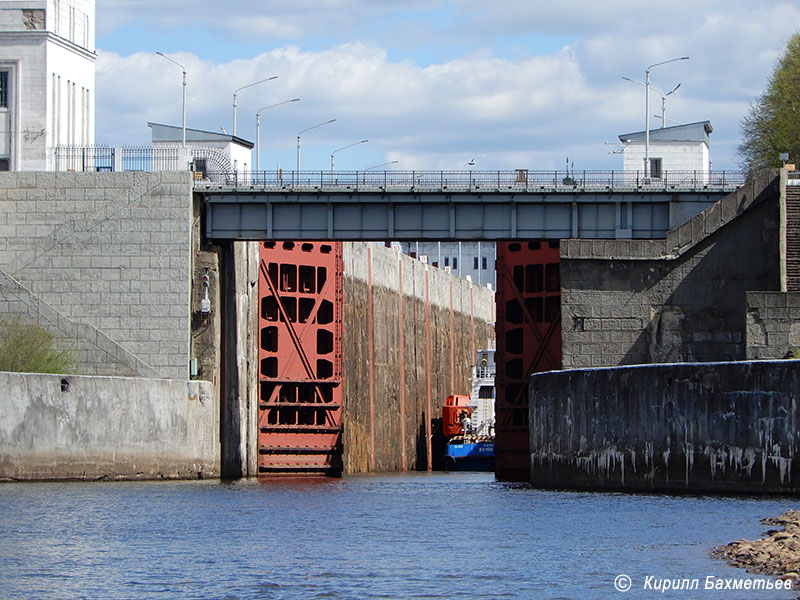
[93,0,800,173]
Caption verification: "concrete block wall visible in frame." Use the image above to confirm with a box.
[529,360,800,494]
[560,172,781,368]
[0,171,194,378]
[0,373,218,481]
[746,291,800,359]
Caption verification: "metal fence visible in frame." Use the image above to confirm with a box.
[205,169,746,193]
[52,145,186,172]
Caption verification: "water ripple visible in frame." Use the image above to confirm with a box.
[0,473,796,599]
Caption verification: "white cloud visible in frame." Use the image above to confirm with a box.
[94,1,800,170]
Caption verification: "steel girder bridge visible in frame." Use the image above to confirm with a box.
[198,169,744,242]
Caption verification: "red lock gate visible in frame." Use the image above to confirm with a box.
[257,241,344,475]
[495,241,562,481]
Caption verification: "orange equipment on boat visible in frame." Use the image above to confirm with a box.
[442,394,472,437]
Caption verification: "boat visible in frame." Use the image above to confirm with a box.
[442,346,496,471]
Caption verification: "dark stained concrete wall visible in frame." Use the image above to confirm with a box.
[529,361,800,494]
[342,243,494,473]
[560,186,781,368]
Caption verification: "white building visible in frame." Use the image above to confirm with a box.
[148,122,253,175]
[0,0,95,171]
[399,241,496,289]
[618,120,712,181]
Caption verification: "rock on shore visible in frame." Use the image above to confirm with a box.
[712,509,800,588]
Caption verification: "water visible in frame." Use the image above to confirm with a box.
[0,472,797,599]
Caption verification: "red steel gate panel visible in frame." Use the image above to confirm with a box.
[495,241,562,481]
[257,241,344,475]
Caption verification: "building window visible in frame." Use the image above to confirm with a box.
[649,158,662,178]
[0,71,8,108]
[452,257,457,270]
[473,256,479,270]
[444,257,449,267]
[482,256,487,270]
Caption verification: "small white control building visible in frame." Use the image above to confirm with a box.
[0,0,95,170]
[148,122,253,175]
[618,120,712,180]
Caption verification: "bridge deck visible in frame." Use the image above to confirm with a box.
[197,170,744,241]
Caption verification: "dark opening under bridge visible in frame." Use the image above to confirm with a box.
[198,169,745,242]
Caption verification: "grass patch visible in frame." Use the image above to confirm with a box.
[0,316,76,374]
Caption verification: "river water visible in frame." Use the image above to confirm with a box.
[0,472,797,599]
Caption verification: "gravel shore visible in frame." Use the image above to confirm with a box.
[712,509,800,591]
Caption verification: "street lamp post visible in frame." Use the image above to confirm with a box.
[658,83,681,127]
[363,160,399,184]
[643,56,689,177]
[365,160,399,170]
[622,77,681,128]
[156,52,187,148]
[256,98,300,174]
[296,119,336,184]
[331,139,368,178]
[232,76,277,136]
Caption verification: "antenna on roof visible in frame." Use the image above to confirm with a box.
[221,126,227,135]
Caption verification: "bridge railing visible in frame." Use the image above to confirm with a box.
[199,169,746,192]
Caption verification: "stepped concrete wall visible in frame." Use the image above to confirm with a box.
[0,373,218,481]
[529,360,800,494]
[0,171,194,379]
[560,171,782,368]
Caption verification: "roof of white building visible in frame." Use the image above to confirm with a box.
[618,121,712,145]
[148,122,254,149]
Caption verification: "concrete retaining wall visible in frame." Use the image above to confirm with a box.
[529,361,800,494]
[0,373,219,481]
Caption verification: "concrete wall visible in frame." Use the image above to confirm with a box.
[0,171,194,379]
[529,361,800,494]
[746,291,800,359]
[560,171,781,368]
[342,243,495,473]
[0,372,218,481]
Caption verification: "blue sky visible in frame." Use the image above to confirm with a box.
[94,0,800,172]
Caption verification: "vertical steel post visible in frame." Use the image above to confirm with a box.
[368,246,376,472]
[449,281,455,395]
[425,268,432,471]
[398,258,406,471]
